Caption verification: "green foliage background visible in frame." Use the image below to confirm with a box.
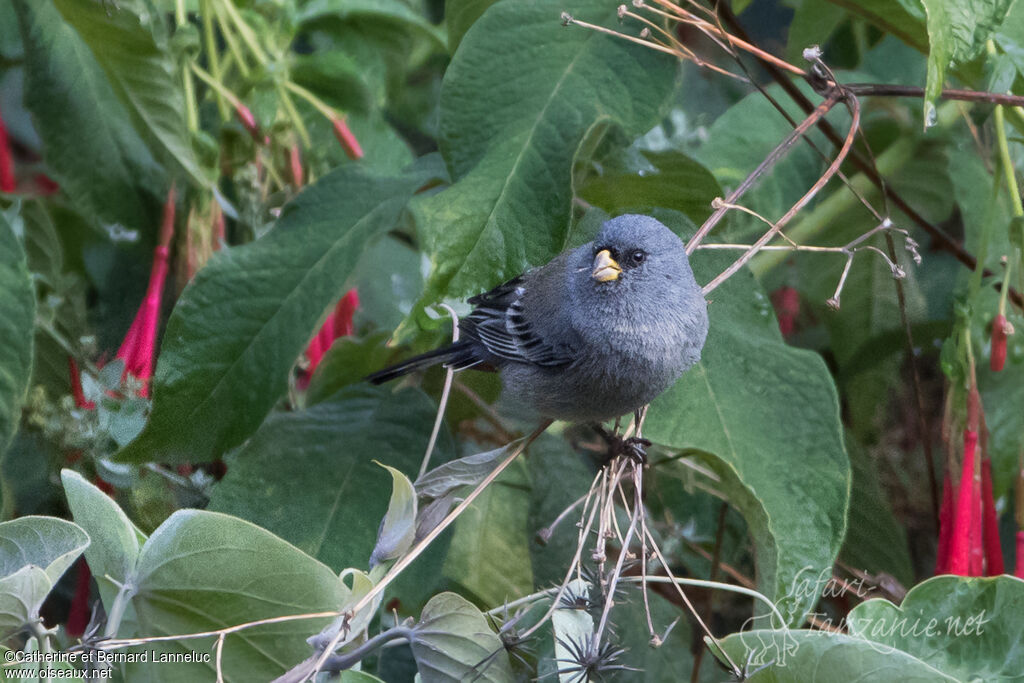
[1,0,1023,680]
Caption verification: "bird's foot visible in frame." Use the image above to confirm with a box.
[593,426,650,465]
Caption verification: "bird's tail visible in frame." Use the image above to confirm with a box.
[366,341,478,384]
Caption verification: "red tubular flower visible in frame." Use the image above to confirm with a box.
[332,117,363,160]
[949,388,982,575]
[935,476,954,574]
[299,289,359,389]
[770,287,800,337]
[981,458,1005,575]
[116,184,176,396]
[991,314,1009,372]
[0,104,15,192]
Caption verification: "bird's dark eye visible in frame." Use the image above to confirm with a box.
[630,250,646,265]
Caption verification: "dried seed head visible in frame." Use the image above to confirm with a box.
[640,27,651,38]
[891,264,906,279]
[617,4,627,19]
[826,297,840,311]
[802,45,823,62]
[561,11,573,26]
[905,236,922,265]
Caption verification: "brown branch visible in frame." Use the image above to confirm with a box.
[845,83,1024,108]
[714,2,1024,309]
[700,90,861,294]
[687,95,842,255]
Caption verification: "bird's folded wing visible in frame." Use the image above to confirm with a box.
[464,276,574,367]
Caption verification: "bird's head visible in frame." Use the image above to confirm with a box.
[587,214,693,292]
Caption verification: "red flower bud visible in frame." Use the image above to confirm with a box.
[332,117,363,160]
[991,314,1012,372]
[235,103,261,142]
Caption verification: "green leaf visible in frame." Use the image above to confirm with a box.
[51,0,209,188]
[839,438,914,587]
[369,463,418,567]
[577,150,723,225]
[645,246,850,626]
[13,0,164,233]
[0,212,34,461]
[694,84,824,241]
[445,0,499,54]
[208,385,451,573]
[123,510,348,681]
[0,516,90,632]
[414,0,676,307]
[297,0,446,51]
[409,592,513,683]
[716,629,957,681]
[921,0,1014,124]
[117,164,430,464]
[0,566,52,634]
[415,442,518,500]
[442,461,533,607]
[0,516,89,587]
[303,333,396,406]
[61,470,145,602]
[847,575,1024,680]
[829,0,928,53]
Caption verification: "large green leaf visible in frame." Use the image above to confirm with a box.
[920,0,1014,122]
[51,0,209,187]
[847,575,1024,680]
[577,149,723,225]
[445,0,499,54]
[0,213,34,463]
[414,0,676,306]
[61,470,145,601]
[297,0,446,52]
[208,385,451,574]
[645,250,850,625]
[409,592,513,682]
[716,629,957,681]
[0,516,89,632]
[117,165,430,464]
[13,0,163,233]
[125,510,349,681]
[442,461,533,607]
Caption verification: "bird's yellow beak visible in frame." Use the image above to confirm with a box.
[592,249,622,282]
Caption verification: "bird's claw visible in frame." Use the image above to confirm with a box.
[593,426,650,465]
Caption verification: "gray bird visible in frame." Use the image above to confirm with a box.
[369,214,708,444]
